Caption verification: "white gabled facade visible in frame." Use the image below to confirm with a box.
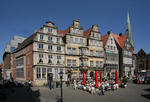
[103,32,119,78]
[32,21,66,86]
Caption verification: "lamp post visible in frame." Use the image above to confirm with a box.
[59,71,64,102]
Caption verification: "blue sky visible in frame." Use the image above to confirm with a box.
[0,0,150,62]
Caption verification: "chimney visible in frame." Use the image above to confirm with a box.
[119,33,122,36]
[107,30,112,35]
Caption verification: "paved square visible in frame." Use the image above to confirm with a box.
[31,82,150,102]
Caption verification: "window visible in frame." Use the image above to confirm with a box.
[73,29,76,34]
[48,28,52,33]
[27,56,30,64]
[70,37,73,43]
[48,45,53,50]
[55,69,58,79]
[78,30,81,34]
[67,48,71,54]
[28,71,30,79]
[57,56,61,64]
[90,50,94,56]
[80,38,83,44]
[100,51,103,57]
[42,68,46,79]
[67,59,71,67]
[56,37,60,43]
[96,61,99,67]
[57,46,61,52]
[40,34,44,40]
[48,55,53,64]
[83,48,87,55]
[16,68,24,78]
[39,54,43,63]
[80,59,87,66]
[36,68,41,79]
[100,61,103,68]
[96,51,99,56]
[16,57,24,66]
[75,38,79,43]
[111,38,113,44]
[72,48,76,55]
[48,36,53,42]
[38,43,44,49]
[47,68,52,73]
[99,41,102,47]
[72,60,76,67]
[90,61,94,67]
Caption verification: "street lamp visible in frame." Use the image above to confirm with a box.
[59,71,64,102]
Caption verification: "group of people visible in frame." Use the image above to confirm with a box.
[72,79,124,95]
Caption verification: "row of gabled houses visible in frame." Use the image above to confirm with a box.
[2,14,136,86]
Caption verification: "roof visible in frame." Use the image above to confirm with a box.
[12,34,36,53]
[112,33,120,46]
[112,33,128,48]
[101,34,109,48]
[83,28,92,38]
[58,25,72,37]
[118,34,128,48]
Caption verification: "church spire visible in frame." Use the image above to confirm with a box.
[126,12,134,47]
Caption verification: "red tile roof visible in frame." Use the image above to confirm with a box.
[102,34,109,48]
[58,25,72,37]
[118,34,128,48]
[83,28,92,38]
[112,33,120,46]
[112,33,128,48]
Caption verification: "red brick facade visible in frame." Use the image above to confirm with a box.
[12,44,33,81]
[3,53,11,69]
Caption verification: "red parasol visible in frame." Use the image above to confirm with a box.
[95,71,98,88]
[100,72,102,83]
[115,70,118,84]
[82,72,86,85]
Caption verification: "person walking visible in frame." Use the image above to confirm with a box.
[48,74,53,90]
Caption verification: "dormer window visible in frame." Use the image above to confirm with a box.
[48,28,53,33]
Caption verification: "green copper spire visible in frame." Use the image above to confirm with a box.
[126,12,134,47]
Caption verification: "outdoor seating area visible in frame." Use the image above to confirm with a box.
[71,70,127,95]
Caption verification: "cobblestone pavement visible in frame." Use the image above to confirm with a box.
[32,82,150,102]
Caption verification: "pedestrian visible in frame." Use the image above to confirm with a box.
[73,80,77,90]
[56,79,59,88]
[48,74,52,90]
[101,82,105,95]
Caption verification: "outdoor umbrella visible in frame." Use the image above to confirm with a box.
[95,71,98,88]
[100,72,102,83]
[82,72,86,85]
[115,70,118,84]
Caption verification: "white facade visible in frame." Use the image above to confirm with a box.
[104,33,119,78]
[5,35,25,52]
[32,21,66,85]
